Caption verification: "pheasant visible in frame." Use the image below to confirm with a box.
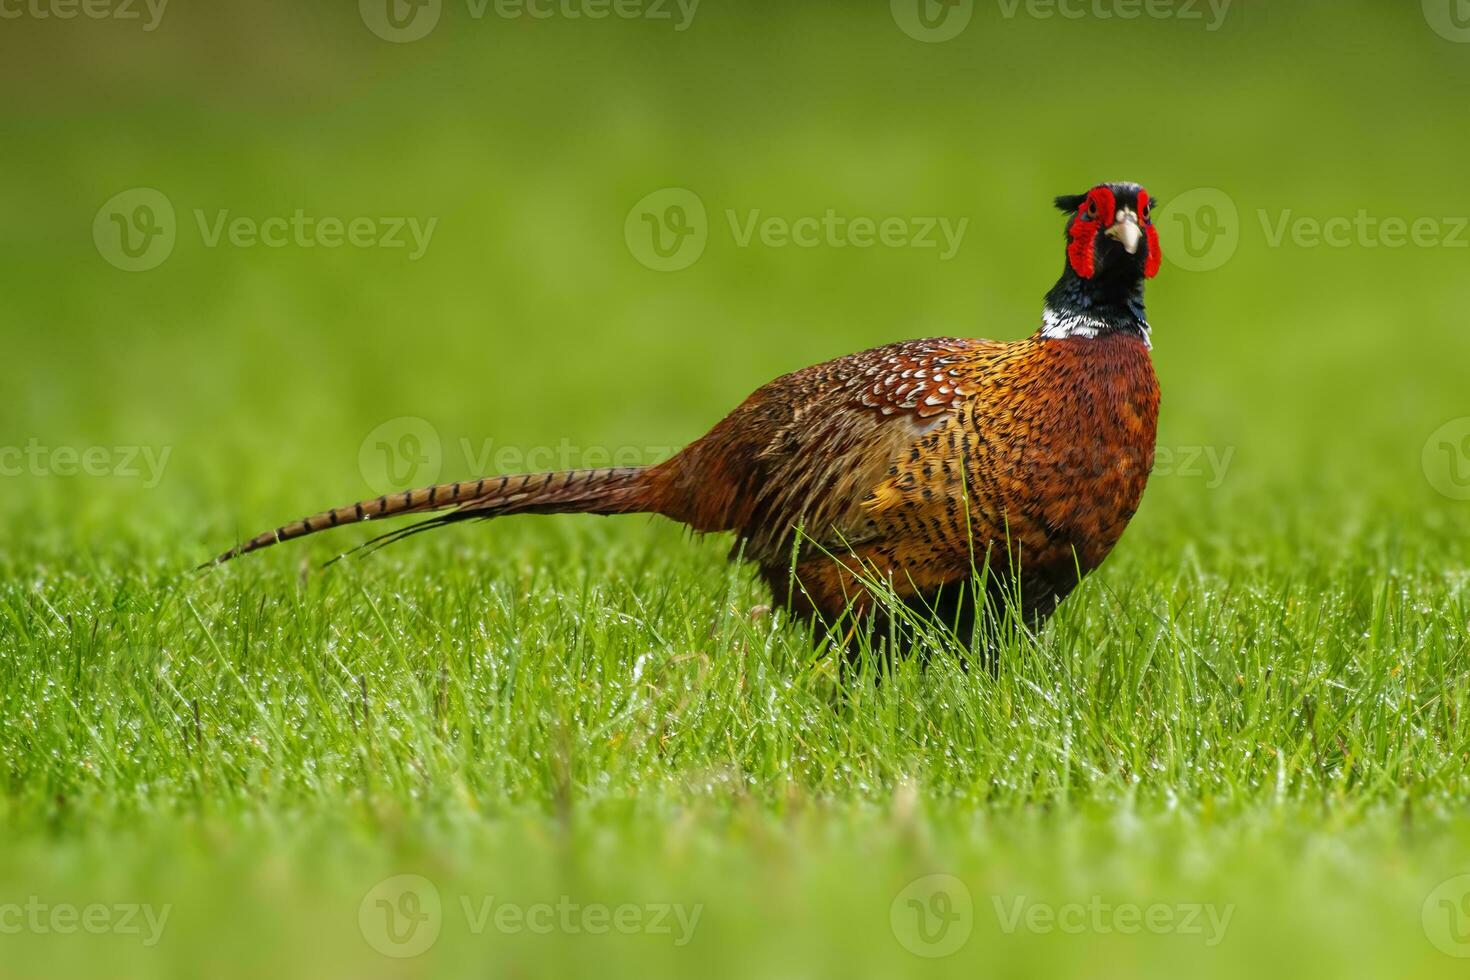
[208,182,1162,647]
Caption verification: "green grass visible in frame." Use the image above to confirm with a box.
[8,518,1470,977]
[5,1,1470,976]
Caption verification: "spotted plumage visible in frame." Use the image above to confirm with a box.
[208,181,1165,652]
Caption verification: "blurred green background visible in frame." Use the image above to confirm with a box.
[5,0,1470,977]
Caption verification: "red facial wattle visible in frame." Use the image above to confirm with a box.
[1066,186,1115,279]
[1069,185,1161,280]
[1137,188,1162,279]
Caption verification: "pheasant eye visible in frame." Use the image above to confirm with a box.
[1138,192,1154,222]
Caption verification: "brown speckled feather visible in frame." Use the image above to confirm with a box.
[650,332,1158,625]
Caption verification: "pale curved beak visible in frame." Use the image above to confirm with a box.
[1105,209,1142,254]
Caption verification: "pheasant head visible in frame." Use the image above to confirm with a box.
[1042,181,1162,345]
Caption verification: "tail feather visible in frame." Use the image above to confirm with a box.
[204,466,656,567]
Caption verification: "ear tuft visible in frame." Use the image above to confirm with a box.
[1054,193,1087,213]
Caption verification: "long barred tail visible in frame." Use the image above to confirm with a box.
[204,466,657,567]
